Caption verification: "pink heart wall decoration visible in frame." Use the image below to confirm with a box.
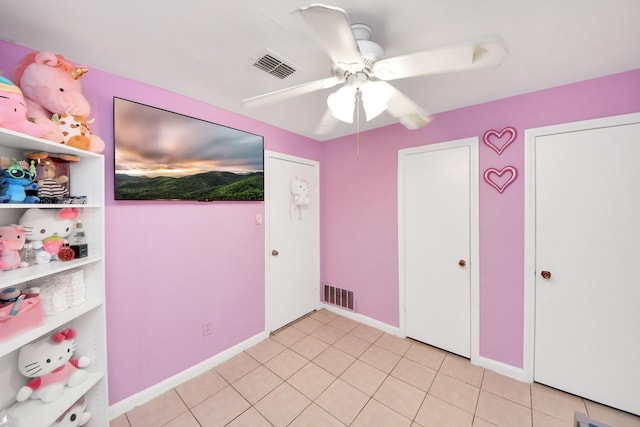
[484,166,517,193]
[483,127,517,155]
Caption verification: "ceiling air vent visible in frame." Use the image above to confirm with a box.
[251,50,296,79]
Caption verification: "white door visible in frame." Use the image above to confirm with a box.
[266,151,320,332]
[399,138,477,358]
[531,115,640,415]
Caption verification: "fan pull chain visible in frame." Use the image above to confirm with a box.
[356,90,361,159]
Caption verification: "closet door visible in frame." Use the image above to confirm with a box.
[266,151,320,332]
[532,116,640,415]
[399,138,476,358]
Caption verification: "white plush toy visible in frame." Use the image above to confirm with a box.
[16,328,90,403]
[51,396,91,426]
[290,177,310,219]
[19,207,81,263]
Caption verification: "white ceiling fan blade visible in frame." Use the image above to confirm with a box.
[372,39,507,81]
[242,76,341,107]
[384,82,432,130]
[314,108,340,135]
[299,4,362,66]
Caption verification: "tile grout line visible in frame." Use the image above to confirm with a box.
[170,388,201,427]
[362,338,420,425]
[120,310,640,427]
[287,313,345,425]
[472,369,488,427]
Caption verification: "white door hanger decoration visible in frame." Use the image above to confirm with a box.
[290,176,310,220]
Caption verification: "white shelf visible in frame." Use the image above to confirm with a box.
[0,300,103,356]
[0,128,108,425]
[0,203,100,209]
[0,128,102,159]
[8,372,104,427]
[0,256,103,290]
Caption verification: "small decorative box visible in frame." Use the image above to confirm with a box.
[70,243,88,258]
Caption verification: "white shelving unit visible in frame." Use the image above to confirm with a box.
[0,128,107,427]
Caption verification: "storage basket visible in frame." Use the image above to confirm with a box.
[32,269,87,316]
[0,295,44,340]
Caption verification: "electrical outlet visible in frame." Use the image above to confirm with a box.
[202,321,212,336]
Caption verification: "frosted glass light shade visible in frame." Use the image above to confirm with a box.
[327,81,393,124]
[327,85,356,123]
[361,81,392,121]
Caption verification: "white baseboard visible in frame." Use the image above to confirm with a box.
[320,303,401,336]
[108,307,396,420]
[108,331,269,420]
[320,304,530,385]
[475,354,530,383]
[109,309,528,420]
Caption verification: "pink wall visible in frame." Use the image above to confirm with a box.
[321,68,640,367]
[3,37,640,402]
[0,40,321,404]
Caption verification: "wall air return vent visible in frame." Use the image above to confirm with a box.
[323,284,355,311]
[251,49,296,79]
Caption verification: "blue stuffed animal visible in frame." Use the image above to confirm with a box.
[0,159,40,203]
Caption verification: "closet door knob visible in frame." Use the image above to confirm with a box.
[541,270,551,279]
[271,250,279,256]
[458,259,466,267]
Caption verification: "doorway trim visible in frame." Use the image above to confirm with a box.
[398,137,480,362]
[523,112,640,382]
[264,150,321,333]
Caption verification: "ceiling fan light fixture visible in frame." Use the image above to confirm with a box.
[361,80,392,121]
[327,85,356,123]
[249,5,508,136]
[362,97,387,121]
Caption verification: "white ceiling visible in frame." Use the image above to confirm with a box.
[2,1,639,141]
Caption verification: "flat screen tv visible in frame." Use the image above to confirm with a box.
[113,97,264,201]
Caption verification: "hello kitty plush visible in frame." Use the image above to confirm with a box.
[0,224,27,271]
[16,328,90,403]
[19,208,80,263]
[52,396,91,426]
[290,177,310,219]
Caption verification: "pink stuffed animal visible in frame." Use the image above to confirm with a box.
[0,224,27,271]
[16,328,90,403]
[13,52,105,153]
[0,75,44,138]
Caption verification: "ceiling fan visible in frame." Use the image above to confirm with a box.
[243,4,507,134]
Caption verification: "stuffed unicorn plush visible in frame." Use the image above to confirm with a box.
[13,51,105,153]
[16,328,90,403]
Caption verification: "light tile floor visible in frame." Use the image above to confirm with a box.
[110,309,640,427]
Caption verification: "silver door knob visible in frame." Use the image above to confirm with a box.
[271,250,279,256]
